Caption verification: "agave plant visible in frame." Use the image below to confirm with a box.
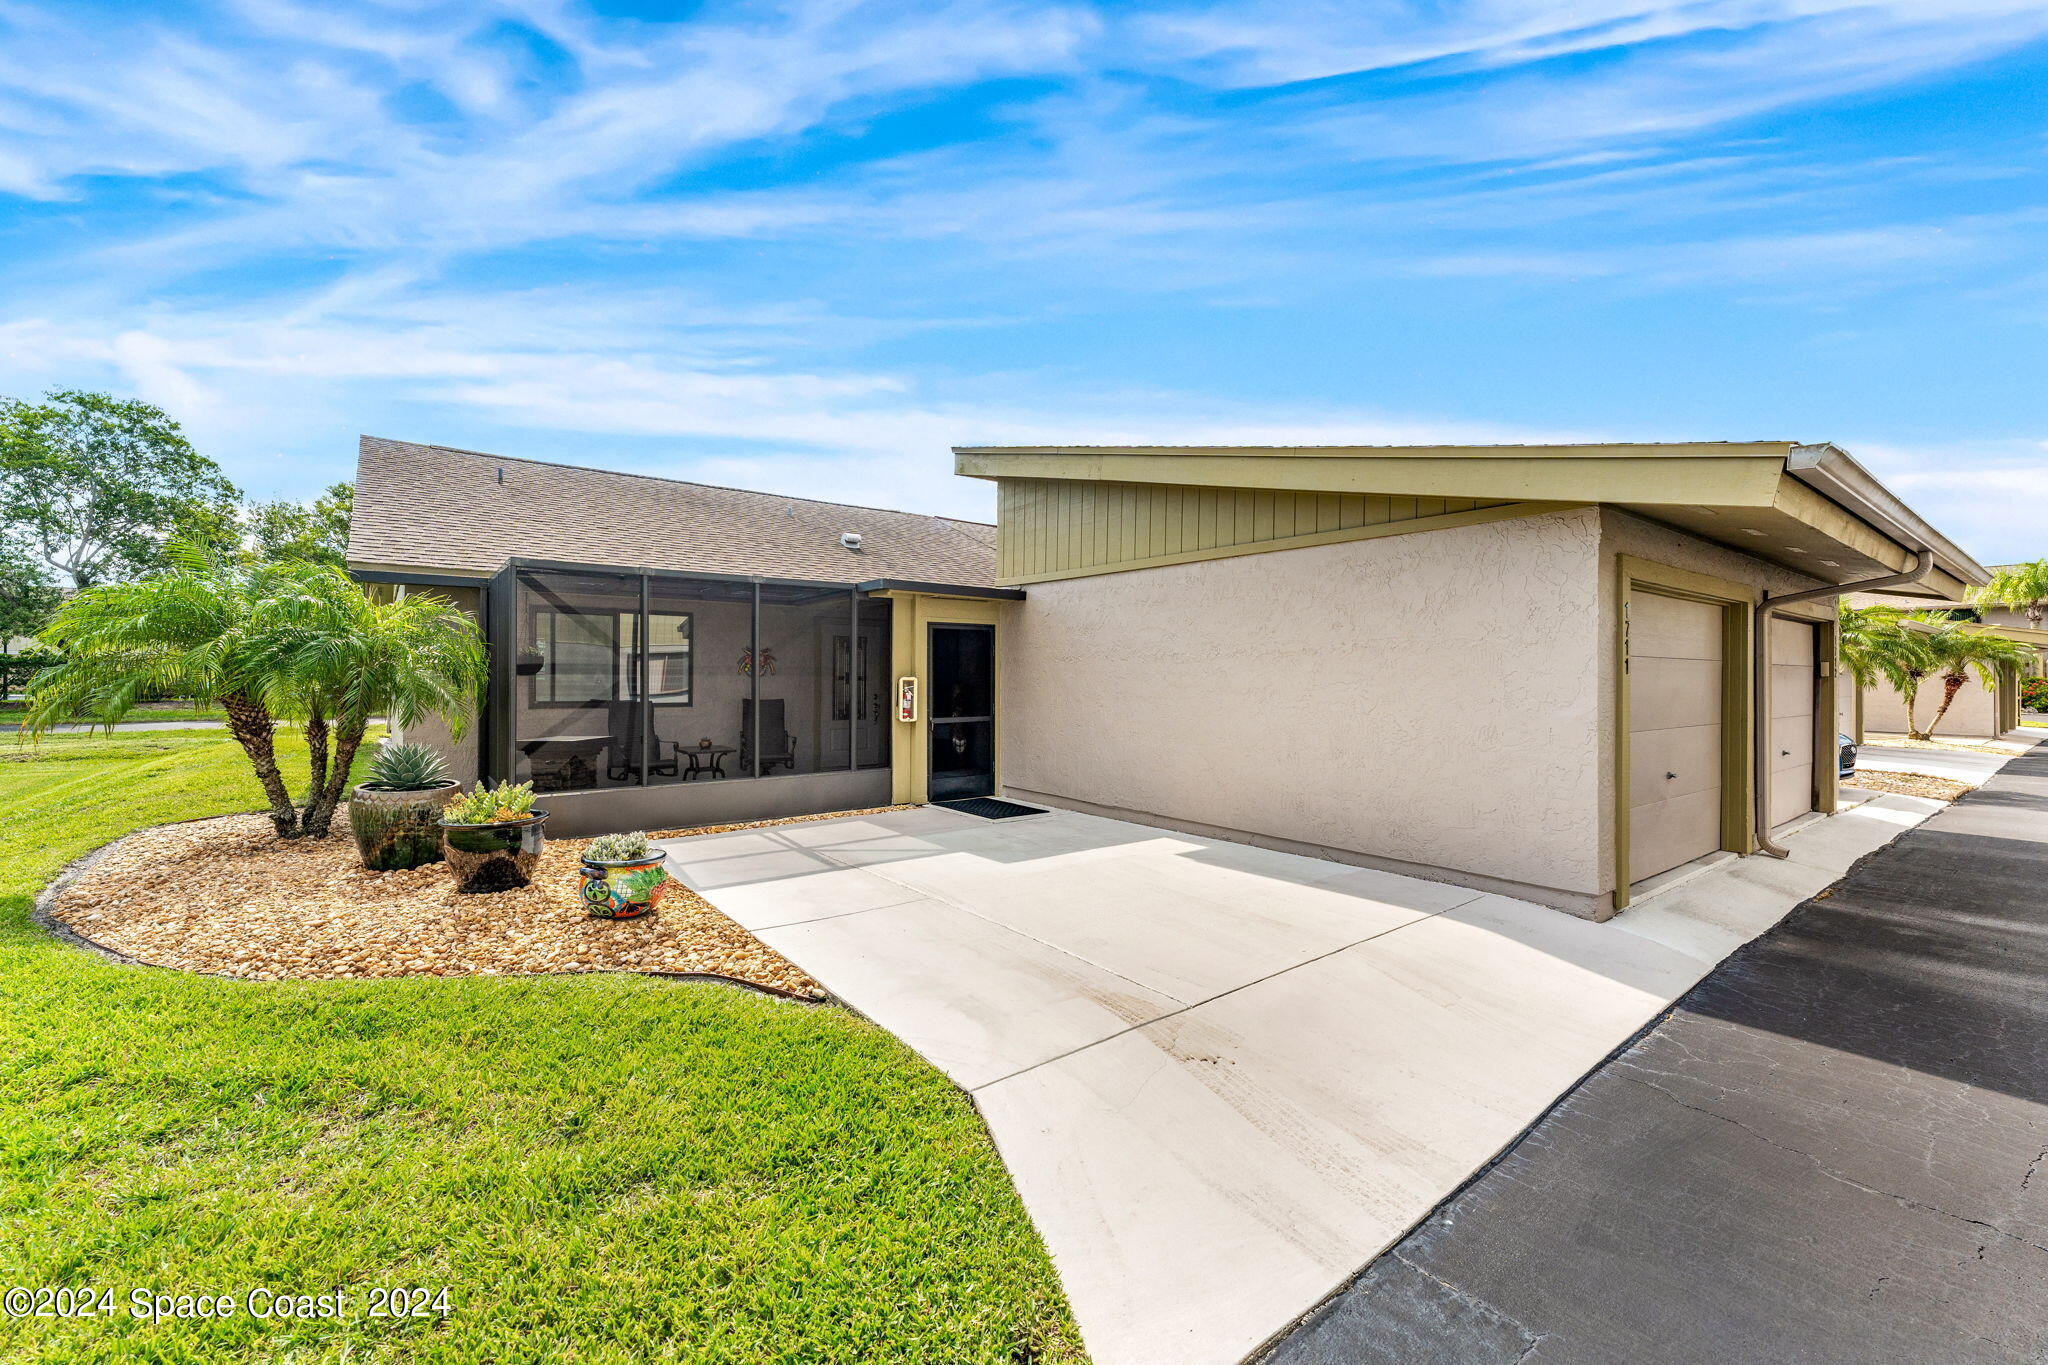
[363,741,450,792]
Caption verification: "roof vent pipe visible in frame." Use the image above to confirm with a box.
[840,532,863,551]
[1751,549,1931,860]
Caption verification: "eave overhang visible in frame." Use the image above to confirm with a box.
[954,442,1985,600]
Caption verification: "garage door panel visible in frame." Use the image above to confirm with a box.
[1768,619,1818,826]
[1631,597,1724,661]
[1770,759,1815,827]
[1628,591,1727,885]
[1630,788,1723,879]
[1629,725,1723,804]
[1769,716,1816,773]
[1628,657,1725,732]
[1770,663,1815,719]
[1769,616,1818,657]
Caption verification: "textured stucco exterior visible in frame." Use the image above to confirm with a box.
[1595,510,1832,887]
[389,583,483,782]
[1860,675,2001,739]
[995,508,1610,909]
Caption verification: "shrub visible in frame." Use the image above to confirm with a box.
[444,780,537,825]
[2023,676,2048,711]
[363,741,450,791]
[585,831,653,862]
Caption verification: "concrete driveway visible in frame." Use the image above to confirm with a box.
[656,799,1943,1365]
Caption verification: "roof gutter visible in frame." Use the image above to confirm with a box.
[1786,444,1989,589]
[1751,547,1931,859]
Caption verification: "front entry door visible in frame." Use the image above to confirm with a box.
[928,623,995,800]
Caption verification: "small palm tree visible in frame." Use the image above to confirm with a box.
[254,569,486,837]
[26,547,310,835]
[1973,560,2048,631]
[1906,614,2036,740]
[1838,602,1908,690]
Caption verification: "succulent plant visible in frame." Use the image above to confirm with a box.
[444,780,537,825]
[585,831,654,862]
[364,741,450,792]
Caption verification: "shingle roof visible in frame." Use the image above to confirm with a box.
[346,436,998,587]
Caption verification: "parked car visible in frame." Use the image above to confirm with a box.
[1839,733,1857,781]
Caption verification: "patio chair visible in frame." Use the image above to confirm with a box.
[606,700,680,783]
[739,698,797,775]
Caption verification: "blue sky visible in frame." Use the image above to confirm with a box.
[2,1,2046,558]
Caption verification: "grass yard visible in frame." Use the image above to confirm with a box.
[0,699,228,724]
[0,731,1082,1363]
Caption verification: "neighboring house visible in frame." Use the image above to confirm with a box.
[350,436,1984,920]
[1847,576,2048,739]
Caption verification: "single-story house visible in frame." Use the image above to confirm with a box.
[349,435,1985,919]
[1845,577,2047,740]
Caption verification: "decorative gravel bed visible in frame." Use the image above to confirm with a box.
[1848,769,1973,802]
[45,809,882,996]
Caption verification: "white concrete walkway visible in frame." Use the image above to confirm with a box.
[655,795,1946,1365]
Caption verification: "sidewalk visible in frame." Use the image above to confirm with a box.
[1265,746,2048,1363]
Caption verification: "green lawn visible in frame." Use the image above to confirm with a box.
[0,730,1082,1363]
[0,699,228,724]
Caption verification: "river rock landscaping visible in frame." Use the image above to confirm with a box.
[49,809,823,995]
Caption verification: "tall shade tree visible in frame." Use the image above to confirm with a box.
[0,544,62,643]
[1904,613,2036,741]
[1973,560,2048,632]
[255,570,486,837]
[0,389,241,588]
[246,482,353,567]
[25,547,308,834]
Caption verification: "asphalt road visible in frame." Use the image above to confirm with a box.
[1265,744,2048,1365]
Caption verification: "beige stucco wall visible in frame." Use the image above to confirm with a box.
[391,584,482,782]
[1594,510,1833,883]
[996,506,1610,908]
[1860,675,2000,739]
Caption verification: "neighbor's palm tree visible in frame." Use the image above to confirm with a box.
[1906,614,2036,741]
[26,546,310,835]
[1838,601,1909,690]
[254,569,486,837]
[1973,560,2048,632]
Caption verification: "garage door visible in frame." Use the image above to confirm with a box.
[1629,592,1725,884]
[1769,617,1817,829]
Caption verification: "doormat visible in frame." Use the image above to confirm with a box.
[935,798,1046,820]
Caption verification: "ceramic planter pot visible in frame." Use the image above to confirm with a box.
[580,850,670,919]
[440,812,549,893]
[349,781,460,871]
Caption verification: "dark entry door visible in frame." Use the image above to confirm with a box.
[928,624,995,800]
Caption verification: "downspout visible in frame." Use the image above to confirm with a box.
[1752,549,1930,858]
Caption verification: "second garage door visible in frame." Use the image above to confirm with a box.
[1628,591,1726,884]
[1769,617,1818,829]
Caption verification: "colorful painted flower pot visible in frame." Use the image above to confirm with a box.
[580,851,670,919]
[440,812,548,893]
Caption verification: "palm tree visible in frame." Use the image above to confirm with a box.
[1838,602,1908,690]
[1844,605,1938,736]
[1906,614,2035,740]
[1973,560,2048,631]
[26,546,309,835]
[254,569,486,837]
